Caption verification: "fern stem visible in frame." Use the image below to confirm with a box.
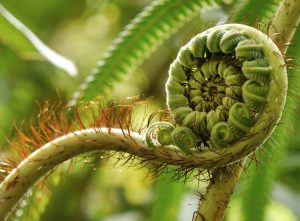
[0,127,235,221]
[193,161,244,221]
[269,0,300,53]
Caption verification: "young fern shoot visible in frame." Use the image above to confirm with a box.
[146,24,287,166]
[0,24,288,221]
[1,0,300,220]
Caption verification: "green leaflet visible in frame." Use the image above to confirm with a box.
[151,169,185,221]
[70,0,220,106]
[241,27,300,221]
[241,140,284,221]
[231,0,280,24]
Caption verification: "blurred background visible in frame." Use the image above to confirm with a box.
[0,0,300,220]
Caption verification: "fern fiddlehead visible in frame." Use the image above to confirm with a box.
[0,0,299,219]
[144,23,289,221]
[146,24,287,164]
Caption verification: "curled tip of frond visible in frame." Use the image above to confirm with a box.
[148,24,287,168]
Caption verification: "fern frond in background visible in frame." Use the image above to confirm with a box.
[70,0,221,106]
[230,0,280,24]
[151,171,185,221]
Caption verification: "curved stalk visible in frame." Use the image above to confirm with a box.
[1,127,250,220]
[0,127,206,220]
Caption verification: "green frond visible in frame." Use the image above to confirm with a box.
[70,0,221,106]
[151,170,185,221]
[231,0,280,24]
[241,140,284,221]
[242,27,300,221]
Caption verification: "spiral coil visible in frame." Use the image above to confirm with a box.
[145,24,287,162]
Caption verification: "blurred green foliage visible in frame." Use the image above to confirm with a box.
[0,0,300,221]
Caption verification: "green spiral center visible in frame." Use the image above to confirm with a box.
[146,24,286,164]
[166,26,272,149]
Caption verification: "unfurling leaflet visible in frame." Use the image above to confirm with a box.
[145,24,287,165]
